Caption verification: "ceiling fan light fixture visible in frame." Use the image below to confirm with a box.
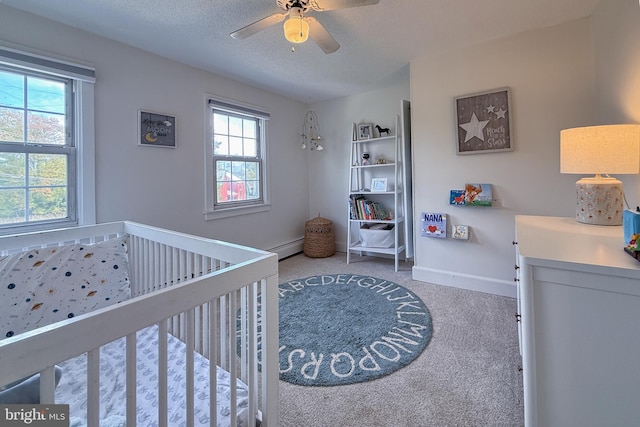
[284,15,309,43]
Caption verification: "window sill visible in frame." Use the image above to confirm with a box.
[204,203,271,220]
[0,219,79,237]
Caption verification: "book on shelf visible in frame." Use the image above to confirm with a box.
[349,195,392,221]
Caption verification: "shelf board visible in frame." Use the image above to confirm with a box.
[351,163,395,169]
[351,135,395,143]
[349,242,406,256]
[350,190,400,195]
[349,216,405,224]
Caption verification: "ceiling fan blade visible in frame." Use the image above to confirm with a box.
[310,0,380,11]
[305,16,340,54]
[230,12,288,39]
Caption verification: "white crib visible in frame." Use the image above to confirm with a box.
[0,221,279,427]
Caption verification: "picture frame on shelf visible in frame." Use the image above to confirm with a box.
[357,123,373,140]
[138,110,176,148]
[449,189,466,205]
[455,87,512,155]
[464,183,492,206]
[371,177,388,192]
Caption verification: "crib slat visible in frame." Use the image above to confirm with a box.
[126,333,137,427]
[87,349,100,426]
[262,275,280,427]
[220,294,228,369]
[158,321,168,427]
[202,301,210,358]
[228,291,237,427]
[170,247,178,334]
[194,255,202,353]
[209,297,218,427]
[153,241,160,293]
[247,282,258,427]
[39,365,56,404]
[240,287,248,382]
[186,308,195,427]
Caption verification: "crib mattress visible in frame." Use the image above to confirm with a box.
[56,324,251,427]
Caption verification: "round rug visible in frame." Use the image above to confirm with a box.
[277,274,432,386]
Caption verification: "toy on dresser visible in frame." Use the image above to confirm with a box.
[624,233,640,261]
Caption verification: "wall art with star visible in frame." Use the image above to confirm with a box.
[454,87,512,155]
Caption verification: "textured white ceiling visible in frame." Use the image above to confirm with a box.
[1,0,599,103]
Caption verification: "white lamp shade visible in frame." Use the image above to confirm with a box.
[560,124,640,175]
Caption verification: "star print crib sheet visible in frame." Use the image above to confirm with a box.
[58,324,251,427]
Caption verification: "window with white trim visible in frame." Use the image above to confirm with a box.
[205,98,270,219]
[0,46,95,234]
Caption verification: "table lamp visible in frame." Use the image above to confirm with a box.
[560,124,640,225]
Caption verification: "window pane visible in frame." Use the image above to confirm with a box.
[246,162,258,180]
[213,112,228,134]
[0,70,24,108]
[216,160,231,181]
[0,152,26,186]
[231,161,246,180]
[213,134,229,155]
[29,187,67,220]
[0,107,25,142]
[246,180,260,200]
[29,154,67,186]
[0,188,25,223]
[243,138,257,157]
[229,136,243,156]
[27,76,65,114]
[27,111,65,145]
[243,120,256,139]
[228,116,243,137]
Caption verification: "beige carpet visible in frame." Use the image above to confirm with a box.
[277,252,524,427]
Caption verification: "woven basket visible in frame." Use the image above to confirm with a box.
[303,216,336,258]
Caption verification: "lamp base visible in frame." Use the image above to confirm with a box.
[575,176,623,225]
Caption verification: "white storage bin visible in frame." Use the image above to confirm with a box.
[359,225,394,248]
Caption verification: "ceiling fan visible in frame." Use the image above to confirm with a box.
[230,0,380,54]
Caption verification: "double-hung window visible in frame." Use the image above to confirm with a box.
[205,98,270,219]
[0,46,95,234]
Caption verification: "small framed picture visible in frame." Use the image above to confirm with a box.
[139,110,176,148]
[357,123,373,140]
[371,177,388,192]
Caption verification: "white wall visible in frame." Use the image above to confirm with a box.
[0,6,310,253]
[410,19,595,296]
[308,66,410,247]
[591,0,640,207]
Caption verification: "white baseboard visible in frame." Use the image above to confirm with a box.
[268,238,304,260]
[412,265,516,298]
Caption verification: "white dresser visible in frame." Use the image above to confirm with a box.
[515,215,640,427]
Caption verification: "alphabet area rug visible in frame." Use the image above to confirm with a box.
[278,274,432,387]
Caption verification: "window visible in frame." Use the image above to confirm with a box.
[0,46,95,234]
[205,98,270,219]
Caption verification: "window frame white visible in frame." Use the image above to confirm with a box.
[204,95,270,220]
[0,43,95,235]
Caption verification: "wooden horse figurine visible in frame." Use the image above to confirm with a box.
[375,125,391,137]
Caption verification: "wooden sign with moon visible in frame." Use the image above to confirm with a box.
[138,110,176,148]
